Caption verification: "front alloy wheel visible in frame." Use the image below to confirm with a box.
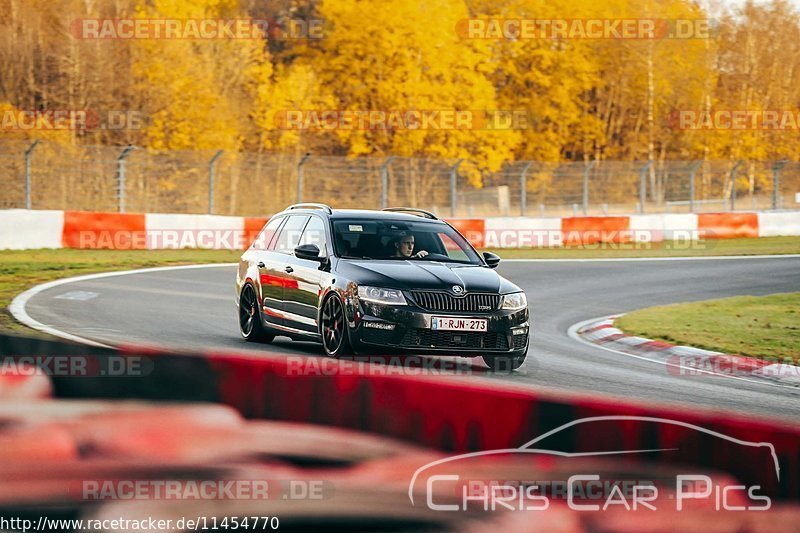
[321,295,353,357]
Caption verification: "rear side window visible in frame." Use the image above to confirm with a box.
[333,221,379,257]
[251,216,285,250]
[274,215,310,254]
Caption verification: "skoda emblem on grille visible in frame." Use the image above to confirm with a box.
[452,285,464,295]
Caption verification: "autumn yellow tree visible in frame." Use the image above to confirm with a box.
[131,0,272,151]
[469,0,604,162]
[3,0,800,204]
[297,0,519,182]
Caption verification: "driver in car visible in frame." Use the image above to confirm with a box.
[392,233,428,259]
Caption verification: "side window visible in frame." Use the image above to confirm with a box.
[437,232,469,261]
[274,215,310,254]
[251,216,285,250]
[298,216,329,256]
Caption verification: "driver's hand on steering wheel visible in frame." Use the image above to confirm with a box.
[412,250,429,258]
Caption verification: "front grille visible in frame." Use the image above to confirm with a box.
[410,291,500,313]
[401,329,508,350]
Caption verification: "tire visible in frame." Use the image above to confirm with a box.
[238,283,275,343]
[482,347,528,372]
[320,294,354,357]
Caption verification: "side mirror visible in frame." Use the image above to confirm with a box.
[483,251,501,269]
[295,243,324,262]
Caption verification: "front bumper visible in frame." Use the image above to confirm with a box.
[349,299,529,355]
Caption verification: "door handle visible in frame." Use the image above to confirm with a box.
[257,262,265,268]
[284,266,294,273]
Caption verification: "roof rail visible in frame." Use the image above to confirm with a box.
[382,207,439,220]
[287,203,333,214]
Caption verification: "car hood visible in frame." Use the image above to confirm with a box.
[336,259,521,294]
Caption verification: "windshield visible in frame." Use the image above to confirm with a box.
[332,219,482,264]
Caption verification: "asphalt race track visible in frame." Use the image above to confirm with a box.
[17,256,800,422]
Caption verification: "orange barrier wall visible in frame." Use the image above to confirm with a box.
[561,216,631,245]
[8,209,789,251]
[62,211,146,250]
[698,212,759,239]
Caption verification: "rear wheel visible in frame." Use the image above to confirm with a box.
[482,347,527,372]
[239,283,275,343]
[321,295,353,357]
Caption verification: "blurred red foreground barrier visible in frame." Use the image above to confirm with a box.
[2,333,798,502]
[204,352,798,501]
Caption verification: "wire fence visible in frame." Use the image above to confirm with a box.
[1,141,799,217]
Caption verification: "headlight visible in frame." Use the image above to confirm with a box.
[357,286,407,305]
[501,292,527,310]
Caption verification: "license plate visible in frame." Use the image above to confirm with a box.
[431,317,488,332]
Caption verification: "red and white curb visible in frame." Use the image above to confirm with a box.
[573,315,800,387]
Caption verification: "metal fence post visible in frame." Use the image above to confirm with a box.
[23,140,40,209]
[519,161,533,216]
[297,153,311,203]
[729,160,744,211]
[450,159,463,217]
[380,156,394,209]
[688,161,701,213]
[582,160,596,215]
[116,145,135,213]
[772,159,787,210]
[639,160,652,213]
[208,150,223,215]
